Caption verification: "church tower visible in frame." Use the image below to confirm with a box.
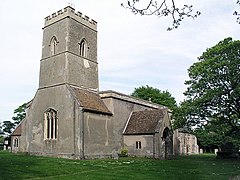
[39,6,98,90]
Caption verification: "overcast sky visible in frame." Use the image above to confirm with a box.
[0,0,240,122]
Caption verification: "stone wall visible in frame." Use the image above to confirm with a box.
[100,91,164,152]
[173,129,199,155]
[123,135,154,157]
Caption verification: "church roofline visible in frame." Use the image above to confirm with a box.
[83,108,113,116]
[99,90,168,110]
[123,132,156,136]
[44,6,97,30]
[68,85,113,115]
[123,109,164,135]
[11,119,25,136]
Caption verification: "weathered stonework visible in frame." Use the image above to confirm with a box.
[173,129,199,155]
[10,6,195,160]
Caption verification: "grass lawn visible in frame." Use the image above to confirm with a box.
[0,151,240,179]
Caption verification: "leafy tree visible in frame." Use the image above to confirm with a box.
[131,85,177,110]
[122,0,240,30]
[2,121,15,135]
[194,118,240,151]
[172,100,193,130]
[0,122,4,135]
[183,37,240,139]
[0,103,27,136]
[12,103,26,126]
[0,135,3,144]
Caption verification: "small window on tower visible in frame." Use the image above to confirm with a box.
[79,39,87,57]
[50,36,58,56]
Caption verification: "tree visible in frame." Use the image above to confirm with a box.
[183,37,240,138]
[0,103,27,136]
[2,121,15,135]
[193,117,240,152]
[122,0,240,30]
[12,103,26,126]
[0,135,3,144]
[131,85,177,110]
[0,122,4,135]
[172,100,193,129]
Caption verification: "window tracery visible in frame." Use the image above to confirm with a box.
[44,108,57,140]
[79,39,87,57]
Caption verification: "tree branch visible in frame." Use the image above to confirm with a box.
[121,0,201,30]
[232,0,240,23]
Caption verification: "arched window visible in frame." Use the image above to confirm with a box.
[14,138,19,147]
[50,36,58,56]
[44,108,57,140]
[79,39,87,57]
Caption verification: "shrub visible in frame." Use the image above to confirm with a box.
[217,151,239,159]
[120,148,128,157]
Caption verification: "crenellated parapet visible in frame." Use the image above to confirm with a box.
[44,6,97,30]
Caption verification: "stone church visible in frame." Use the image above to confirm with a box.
[11,6,197,159]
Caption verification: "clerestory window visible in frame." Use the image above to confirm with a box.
[44,109,58,140]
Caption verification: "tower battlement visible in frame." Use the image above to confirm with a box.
[44,6,97,30]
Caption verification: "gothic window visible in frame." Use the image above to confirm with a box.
[50,36,58,56]
[79,39,87,57]
[44,109,57,140]
[136,141,142,149]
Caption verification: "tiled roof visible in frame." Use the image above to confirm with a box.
[11,122,22,136]
[99,90,166,110]
[123,109,165,135]
[70,86,112,115]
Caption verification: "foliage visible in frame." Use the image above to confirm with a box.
[2,121,15,135]
[0,135,4,144]
[194,124,225,148]
[120,148,128,157]
[194,120,240,151]
[183,38,240,138]
[131,85,177,110]
[12,103,27,126]
[123,0,240,30]
[0,152,240,179]
[0,122,4,135]
[172,100,194,129]
[0,103,28,136]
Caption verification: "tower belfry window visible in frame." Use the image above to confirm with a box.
[50,36,58,55]
[44,109,58,140]
[79,39,87,57]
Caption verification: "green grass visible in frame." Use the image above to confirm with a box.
[0,151,240,179]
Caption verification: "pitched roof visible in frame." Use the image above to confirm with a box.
[69,86,112,115]
[11,122,22,136]
[99,90,166,110]
[123,109,165,135]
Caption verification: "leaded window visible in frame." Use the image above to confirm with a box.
[44,109,57,140]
